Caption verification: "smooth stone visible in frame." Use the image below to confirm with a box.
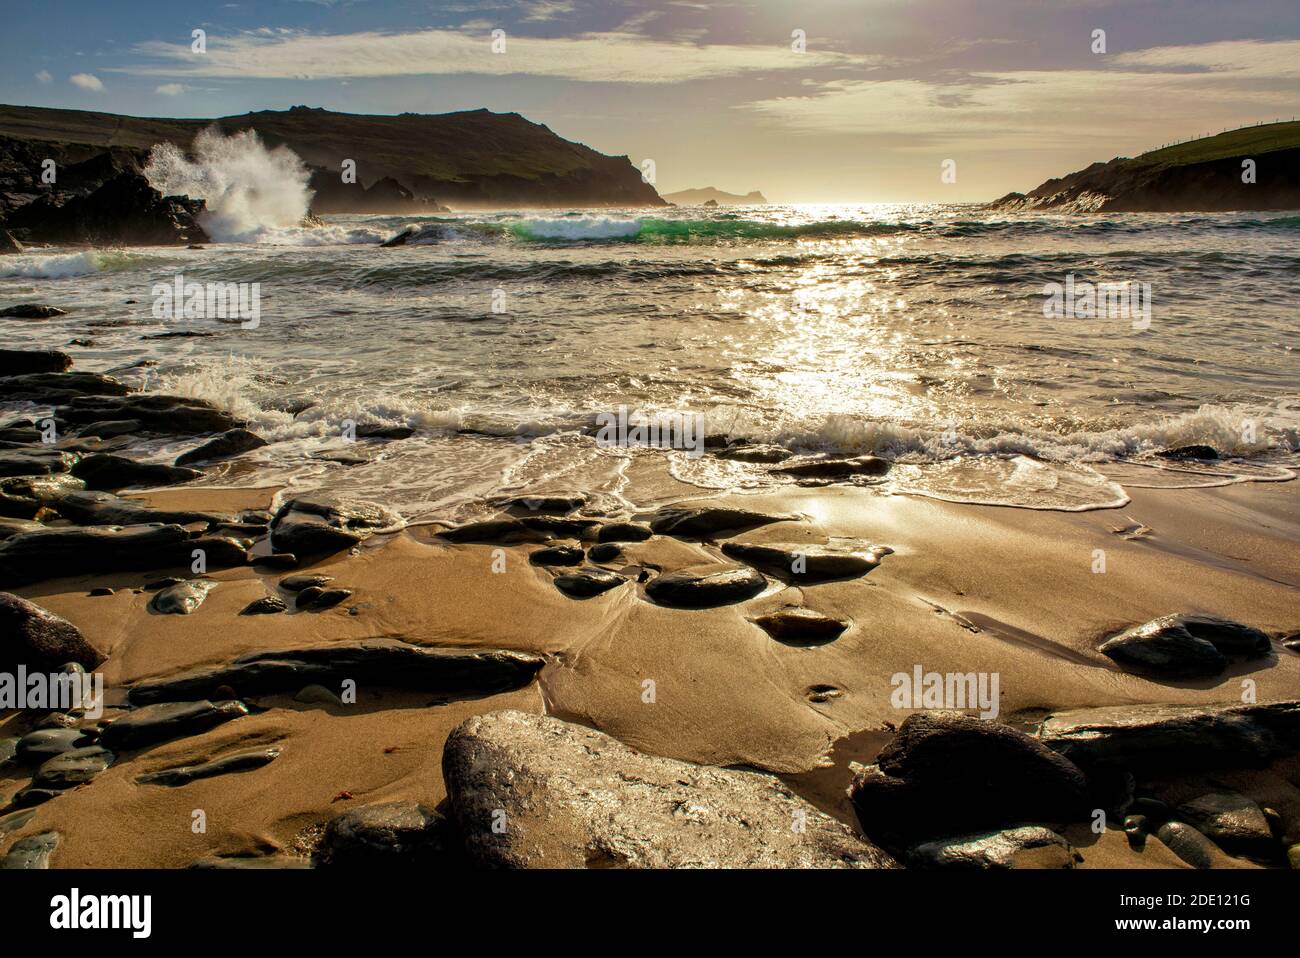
[908,826,1078,869]
[644,564,767,608]
[0,831,60,868]
[586,542,622,562]
[0,473,85,519]
[149,579,217,615]
[315,801,453,866]
[70,454,203,491]
[1098,613,1271,678]
[712,443,793,463]
[240,595,287,615]
[1156,821,1218,868]
[55,393,238,434]
[174,428,269,466]
[252,553,298,570]
[596,521,652,543]
[73,419,143,439]
[1176,792,1275,857]
[553,566,627,598]
[15,728,92,763]
[440,517,540,544]
[489,493,587,514]
[0,809,36,839]
[12,787,61,807]
[752,608,849,645]
[0,349,72,376]
[529,544,584,566]
[99,700,250,750]
[355,423,415,440]
[648,506,796,537]
[0,304,66,318]
[294,684,343,706]
[135,746,280,786]
[770,455,891,478]
[0,591,103,671]
[32,744,114,789]
[849,711,1091,853]
[1158,445,1219,461]
[299,587,350,610]
[1037,700,1300,770]
[127,638,545,704]
[0,524,248,584]
[720,540,889,581]
[270,494,401,555]
[0,448,77,478]
[442,710,897,868]
[279,573,332,592]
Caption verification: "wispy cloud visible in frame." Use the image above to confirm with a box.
[155,82,188,96]
[35,69,53,84]
[116,27,876,84]
[69,72,105,91]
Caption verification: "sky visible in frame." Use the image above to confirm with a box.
[2,0,1298,202]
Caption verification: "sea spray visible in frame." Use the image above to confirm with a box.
[144,128,313,242]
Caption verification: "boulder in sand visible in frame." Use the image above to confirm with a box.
[0,592,103,672]
[1098,613,1271,678]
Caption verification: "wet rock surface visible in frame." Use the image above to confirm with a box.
[849,712,1091,852]
[1098,612,1272,678]
[1155,820,1218,868]
[315,800,454,866]
[270,494,401,555]
[127,639,545,704]
[279,574,332,592]
[720,540,889,582]
[1,831,59,868]
[0,524,248,584]
[0,349,72,376]
[0,448,76,478]
[15,728,93,763]
[70,453,203,491]
[31,744,114,790]
[1,304,66,319]
[240,595,288,615]
[294,586,351,611]
[596,521,652,543]
[136,746,281,787]
[908,826,1080,869]
[1037,700,1300,770]
[490,493,587,514]
[649,506,796,537]
[770,455,892,479]
[442,710,897,868]
[645,564,767,608]
[0,592,103,671]
[174,427,268,466]
[99,700,250,750]
[553,566,627,599]
[529,544,584,566]
[1175,792,1276,857]
[149,579,217,615]
[752,607,849,645]
[46,489,229,527]
[55,394,240,434]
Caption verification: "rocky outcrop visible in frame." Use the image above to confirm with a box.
[442,710,896,868]
[315,801,454,866]
[3,171,208,246]
[99,700,249,750]
[0,524,249,585]
[174,428,268,466]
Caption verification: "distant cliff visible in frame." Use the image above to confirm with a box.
[0,103,666,213]
[661,186,768,206]
[992,122,1300,213]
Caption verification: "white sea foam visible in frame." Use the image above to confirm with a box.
[0,250,104,279]
[516,216,643,240]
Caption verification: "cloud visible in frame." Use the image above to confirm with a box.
[522,0,574,21]
[742,39,1300,147]
[155,83,188,96]
[116,27,876,84]
[69,72,104,91]
[35,69,52,83]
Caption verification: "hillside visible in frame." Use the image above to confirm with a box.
[661,186,768,206]
[992,122,1300,212]
[0,103,666,210]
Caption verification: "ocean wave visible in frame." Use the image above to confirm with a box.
[0,249,149,279]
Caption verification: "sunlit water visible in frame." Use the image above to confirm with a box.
[3,204,1298,517]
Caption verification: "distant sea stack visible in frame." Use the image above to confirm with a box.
[0,103,666,226]
[992,121,1300,213]
[661,186,768,206]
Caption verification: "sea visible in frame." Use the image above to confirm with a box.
[4,198,1298,520]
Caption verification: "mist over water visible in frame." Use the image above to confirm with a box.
[144,128,314,242]
[4,203,1298,516]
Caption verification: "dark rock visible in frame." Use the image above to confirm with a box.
[0,523,249,584]
[1176,792,1276,857]
[99,700,250,750]
[0,371,128,400]
[0,592,102,672]
[1155,821,1217,868]
[270,494,401,555]
[649,506,796,537]
[31,744,114,789]
[0,516,43,540]
[355,423,414,440]
[0,809,36,839]
[136,746,281,786]
[11,787,61,807]
[279,573,333,592]
[752,608,849,645]
[251,553,298,570]
[712,443,793,464]
[553,566,627,599]
[70,454,203,491]
[518,515,600,538]
[848,711,1091,851]
[597,521,652,543]
[15,728,93,763]
[443,710,896,868]
[0,448,77,478]
[149,579,216,615]
[126,638,545,704]
[908,826,1079,869]
[1037,700,1300,770]
[50,489,229,527]
[440,517,538,544]
[174,428,269,466]
[0,229,23,254]
[379,228,416,247]
[55,394,239,434]
[0,304,66,319]
[1099,613,1271,678]
[1158,445,1219,461]
[315,801,453,866]
[240,595,288,615]
[771,455,891,479]
[0,474,84,518]
[4,172,208,246]
[645,564,767,608]
[1,831,59,868]
[0,349,71,376]
[73,419,142,439]
[490,493,586,514]
[720,540,889,582]
[529,544,584,566]
[296,587,351,611]
[586,542,622,562]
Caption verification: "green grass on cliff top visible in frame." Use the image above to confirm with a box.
[1138,121,1300,168]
